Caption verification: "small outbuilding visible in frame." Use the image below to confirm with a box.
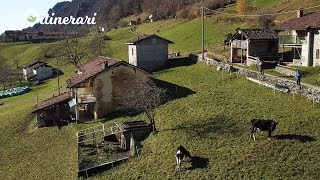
[33,92,72,127]
[23,61,53,82]
[230,28,279,66]
[115,121,152,149]
[126,34,174,72]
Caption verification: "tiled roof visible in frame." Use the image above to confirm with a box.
[273,12,320,31]
[127,34,174,44]
[67,56,119,88]
[233,29,278,40]
[34,92,71,112]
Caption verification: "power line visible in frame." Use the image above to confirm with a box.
[204,4,320,17]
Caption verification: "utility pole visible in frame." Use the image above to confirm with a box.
[57,57,60,95]
[201,2,205,60]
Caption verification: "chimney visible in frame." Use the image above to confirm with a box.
[103,61,108,69]
[297,8,304,18]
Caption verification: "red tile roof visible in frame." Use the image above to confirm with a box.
[273,12,320,31]
[34,92,71,112]
[67,56,119,88]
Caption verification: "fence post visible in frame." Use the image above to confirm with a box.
[293,92,295,100]
[313,98,315,108]
[85,167,88,178]
[102,124,106,137]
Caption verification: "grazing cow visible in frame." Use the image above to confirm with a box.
[176,145,192,168]
[251,119,278,140]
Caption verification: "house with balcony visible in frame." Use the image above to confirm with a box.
[273,9,320,67]
[229,28,279,66]
[67,56,150,123]
[33,56,149,126]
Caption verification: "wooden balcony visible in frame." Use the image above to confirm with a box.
[78,94,96,104]
[231,40,247,49]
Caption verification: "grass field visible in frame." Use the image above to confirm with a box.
[1,1,320,178]
[2,61,320,179]
[92,63,320,179]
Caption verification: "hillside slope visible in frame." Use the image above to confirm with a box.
[1,0,320,179]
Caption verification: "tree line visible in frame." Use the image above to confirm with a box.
[98,0,235,29]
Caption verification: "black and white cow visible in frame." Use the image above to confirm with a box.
[251,119,278,140]
[175,145,191,168]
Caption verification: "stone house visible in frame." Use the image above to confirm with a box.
[273,9,320,67]
[230,28,279,66]
[4,30,26,42]
[4,30,63,42]
[67,56,150,123]
[23,61,53,82]
[33,56,150,125]
[126,34,174,72]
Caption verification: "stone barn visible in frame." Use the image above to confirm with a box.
[126,34,174,72]
[230,28,279,66]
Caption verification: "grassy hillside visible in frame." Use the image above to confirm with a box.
[1,1,320,179]
[1,62,320,179]
[92,63,320,179]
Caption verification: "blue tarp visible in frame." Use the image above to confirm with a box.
[0,86,31,99]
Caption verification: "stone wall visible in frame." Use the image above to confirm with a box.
[207,51,228,62]
[196,53,320,102]
[275,66,296,77]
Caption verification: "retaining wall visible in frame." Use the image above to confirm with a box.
[196,53,320,102]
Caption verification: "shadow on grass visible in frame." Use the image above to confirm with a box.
[273,134,316,143]
[167,115,242,138]
[156,56,197,72]
[99,79,195,123]
[187,156,210,170]
[152,78,196,100]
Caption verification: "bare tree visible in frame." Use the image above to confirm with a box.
[236,0,252,15]
[58,34,89,70]
[113,68,167,132]
[0,56,16,90]
[88,32,113,57]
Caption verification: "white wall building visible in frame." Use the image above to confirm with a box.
[274,10,320,67]
[126,34,174,72]
[23,61,53,82]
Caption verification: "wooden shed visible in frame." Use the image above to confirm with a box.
[230,28,279,66]
[33,92,72,127]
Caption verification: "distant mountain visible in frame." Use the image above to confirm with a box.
[24,0,234,33]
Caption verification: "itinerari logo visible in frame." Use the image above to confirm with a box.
[39,13,97,25]
[27,16,37,23]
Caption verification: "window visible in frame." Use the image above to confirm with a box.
[316,49,320,59]
[132,48,134,55]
